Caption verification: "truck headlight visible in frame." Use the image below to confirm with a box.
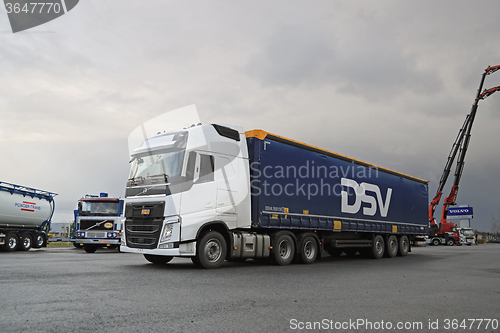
[160,224,174,243]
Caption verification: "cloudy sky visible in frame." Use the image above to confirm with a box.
[1,1,500,232]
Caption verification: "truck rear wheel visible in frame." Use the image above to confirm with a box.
[196,231,227,269]
[19,233,33,251]
[385,235,398,258]
[370,235,385,259]
[397,235,409,256]
[446,238,455,246]
[298,236,318,264]
[144,254,173,264]
[4,232,19,252]
[272,234,295,266]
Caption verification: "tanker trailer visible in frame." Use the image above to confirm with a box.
[0,181,57,251]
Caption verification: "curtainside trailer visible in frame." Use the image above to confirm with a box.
[0,181,57,251]
[120,124,428,268]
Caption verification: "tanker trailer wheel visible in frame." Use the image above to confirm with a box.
[83,245,97,253]
[272,233,295,266]
[298,235,318,264]
[195,231,227,269]
[370,235,385,259]
[385,235,398,258]
[4,232,19,252]
[397,235,409,257]
[144,254,173,264]
[19,233,33,251]
[446,238,455,246]
[33,233,46,248]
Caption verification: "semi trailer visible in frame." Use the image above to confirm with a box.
[120,123,428,268]
[72,193,124,253]
[0,181,57,251]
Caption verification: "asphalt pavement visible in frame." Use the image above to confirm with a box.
[0,244,499,333]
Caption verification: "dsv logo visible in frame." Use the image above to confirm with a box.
[3,0,79,33]
[341,178,392,218]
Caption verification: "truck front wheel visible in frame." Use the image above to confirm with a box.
[431,238,440,246]
[84,245,97,253]
[144,254,173,264]
[272,234,295,266]
[196,231,227,269]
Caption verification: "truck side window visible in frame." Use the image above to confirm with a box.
[198,154,214,183]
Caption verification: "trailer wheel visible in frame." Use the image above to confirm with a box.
[272,234,295,266]
[446,238,455,246]
[4,232,19,252]
[144,254,173,264]
[298,236,318,264]
[84,245,97,253]
[33,233,46,248]
[431,238,440,246]
[19,233,33,251]
[385,235,398,258]
[397,235,409,257]
[370,235,385,259]
[196,231,227,269]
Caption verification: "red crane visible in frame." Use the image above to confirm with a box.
[428,65,500,245]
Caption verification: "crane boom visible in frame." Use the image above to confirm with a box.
[429,65,500,238]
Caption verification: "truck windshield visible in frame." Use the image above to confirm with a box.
[128,150,185,184]
[462,229,474,236]
[80,202,120,216]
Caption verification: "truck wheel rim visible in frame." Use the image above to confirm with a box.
[375,240,383,254]
[36,236,43,247]
[204,238,222,262]
[304,241,315,259]
[401,238,408,251]
[279,240,291,259]
[9,238,17,249]
[24,238,31,248]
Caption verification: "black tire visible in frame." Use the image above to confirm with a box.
[33,233,46,248]
[370,235,385,259]
[327,247,342,257]
[83,245,97,253]
[343,248,358,257]
[195,231,227,269]
[385,235,398,258]
[271,233,295,266]
[431,238,440,246]
[191,256,203,268]
[73,243,83,249]
[446,238,455,246]
[19,233,33,251]
[4,232,19,252]
[144,254,173,264]
[398,235,409,256]
[298,236,318,264]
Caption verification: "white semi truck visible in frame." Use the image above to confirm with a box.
[120,123,429,268]
[0,181,57,251]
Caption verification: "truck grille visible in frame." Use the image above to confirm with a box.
[80,219,114,231]
[86,231,106,238]
[124,202,164,249]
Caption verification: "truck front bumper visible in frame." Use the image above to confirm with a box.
[120,241,196,257]
[74,239,120,245]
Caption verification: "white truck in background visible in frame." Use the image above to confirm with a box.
[458,227,475,246]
